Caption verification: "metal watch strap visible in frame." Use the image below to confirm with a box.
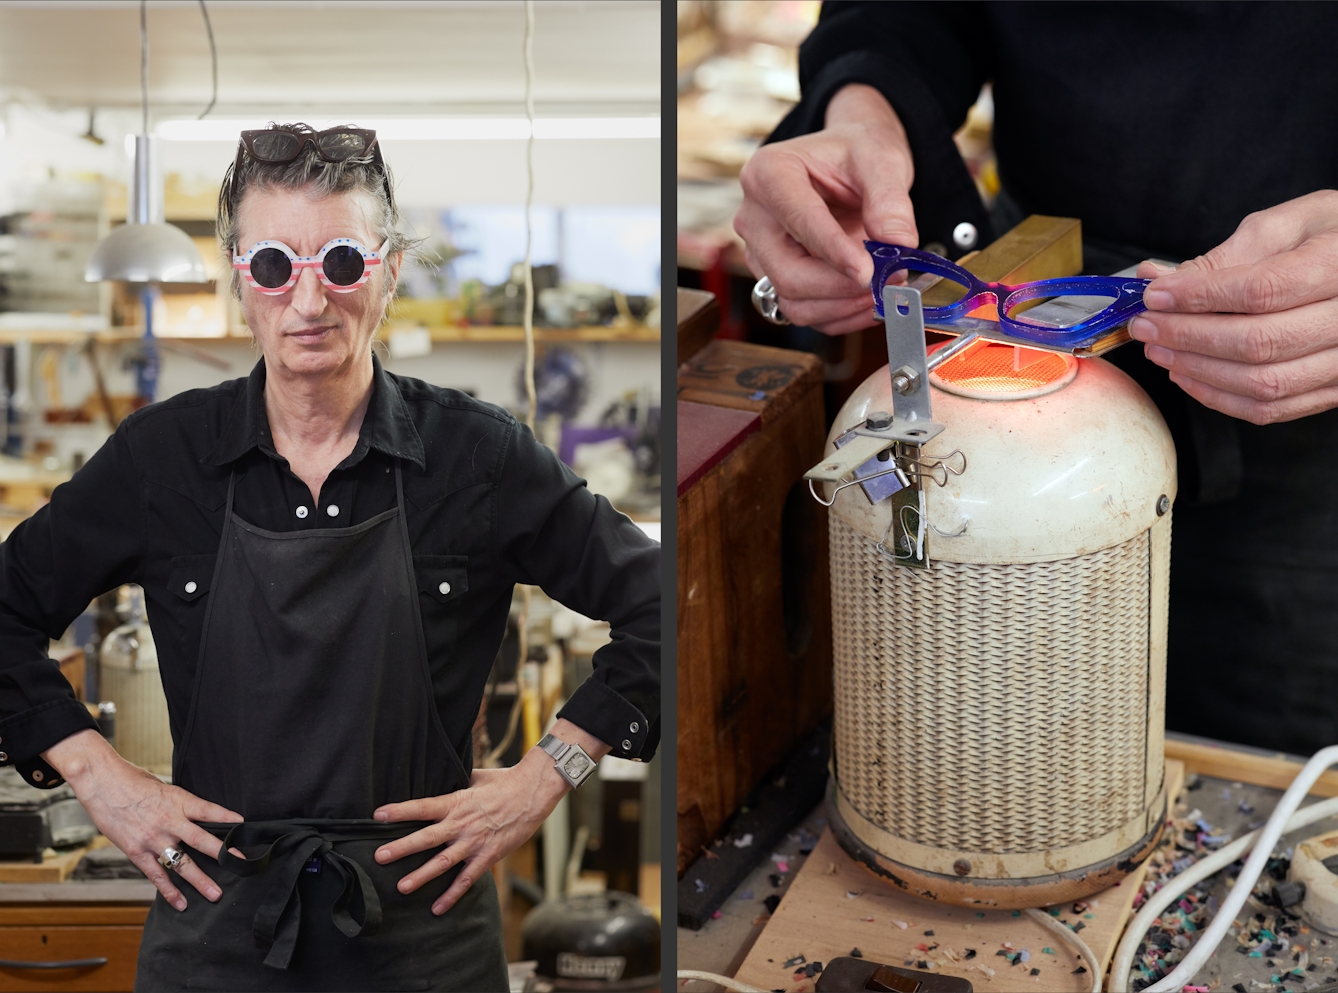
[538,733,566,760]
[537,733,596,788]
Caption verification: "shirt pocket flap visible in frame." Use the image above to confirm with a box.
[414,555,469,603]
[168,554,216,602]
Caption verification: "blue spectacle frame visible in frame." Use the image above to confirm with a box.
[866,242,1151,348]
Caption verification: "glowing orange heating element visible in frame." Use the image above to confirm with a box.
[933,341,1070,393]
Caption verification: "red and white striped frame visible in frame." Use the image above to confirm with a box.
[232,237,389,295]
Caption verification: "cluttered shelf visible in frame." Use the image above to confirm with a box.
[0,323,659,345]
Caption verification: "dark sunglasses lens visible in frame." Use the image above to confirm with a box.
[316,131,368,161]
[249,132,302,162]
[323,246,366,285]
[249,248,292,289]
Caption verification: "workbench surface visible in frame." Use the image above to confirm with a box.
[0,880,154,903]
[679,737,1338,993]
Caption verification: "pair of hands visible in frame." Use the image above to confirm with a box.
[45,719,596,917]
[736,83,1338,425]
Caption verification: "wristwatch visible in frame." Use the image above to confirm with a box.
[538,733,597,789]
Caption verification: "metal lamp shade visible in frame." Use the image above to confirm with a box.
[85,135,208,284]
[84,222,208,284]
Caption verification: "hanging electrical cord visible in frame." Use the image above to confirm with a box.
[483,585,531,768]
[488,5,539,765]
[1111,760,1338,993]
[139,0,149,135]
[196,0,217,120]
[520,0,537,431]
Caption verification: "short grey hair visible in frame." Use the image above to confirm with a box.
[215,123,419,298]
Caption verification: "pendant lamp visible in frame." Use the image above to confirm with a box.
[84,2,207,285]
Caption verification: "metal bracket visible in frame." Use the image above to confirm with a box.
[803,286,951,570]
[803,287,944,484]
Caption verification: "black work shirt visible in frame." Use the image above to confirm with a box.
[0,355,660,787]
[772,2,1338,266]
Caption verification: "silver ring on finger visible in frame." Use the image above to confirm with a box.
[158,846,189,871]
[751,276,791,326]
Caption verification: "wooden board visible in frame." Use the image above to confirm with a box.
[677,401,759,497]
[0,905,148,927]
[735,760,1185,993]
[0,836,112,885]
[0,848,89,885]
[678,287,720,363]
[677,340,831,875]
[1166,737,1338,797]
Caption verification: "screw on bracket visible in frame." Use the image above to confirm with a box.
[891,365,921,396]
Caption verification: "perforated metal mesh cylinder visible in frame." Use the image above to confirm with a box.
[829,514,1171,904]
[824,356,1176,906]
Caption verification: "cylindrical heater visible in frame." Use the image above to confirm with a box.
[824,341,1176,907]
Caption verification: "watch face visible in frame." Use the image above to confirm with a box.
[564,753,590,779]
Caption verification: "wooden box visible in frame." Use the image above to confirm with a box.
[676,333,832,873]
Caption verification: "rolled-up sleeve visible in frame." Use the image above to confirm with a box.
[769,0,995,252]
[0,426,142,785]
[493,420,660,760]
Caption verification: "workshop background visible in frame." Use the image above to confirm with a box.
[677,6,1338,993]
[0,1,660,988]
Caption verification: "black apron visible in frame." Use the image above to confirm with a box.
[992,186,1338,754]
[134,465,508,992]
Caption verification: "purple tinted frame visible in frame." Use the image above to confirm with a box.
[867,242,1151,347]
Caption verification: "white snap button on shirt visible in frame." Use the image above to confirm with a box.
[326,505,339,517]
[185,581,197,594]
[296,506,309,519]
[438,581,451,595]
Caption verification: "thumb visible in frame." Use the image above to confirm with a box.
[1135,260,1184,278]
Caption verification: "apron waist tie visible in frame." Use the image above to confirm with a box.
[215,823,387,970]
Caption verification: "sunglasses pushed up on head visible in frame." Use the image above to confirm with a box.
[229,127,394,295]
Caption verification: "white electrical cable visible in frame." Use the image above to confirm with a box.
[675,970,767,992]
[1110,789,1338,992]
[1110,746,1338,992]
[520,0,537,431]
[1023,907,1103,992]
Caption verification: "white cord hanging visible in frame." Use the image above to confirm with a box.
[521,0,537,431]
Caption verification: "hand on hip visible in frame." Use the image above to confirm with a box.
[43,728,243,912]
[372,753,566,916]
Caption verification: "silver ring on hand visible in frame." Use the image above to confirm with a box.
[751,276,791,326]
[158,846,189,871]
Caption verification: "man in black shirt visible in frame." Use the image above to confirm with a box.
[735,3,1338,753]
[0,124,659,991]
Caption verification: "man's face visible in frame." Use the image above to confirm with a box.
[234,186,400,380]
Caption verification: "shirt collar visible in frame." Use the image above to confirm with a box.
[203,352,426,470]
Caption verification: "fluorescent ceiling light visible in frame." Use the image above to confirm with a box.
[155,117,660,142]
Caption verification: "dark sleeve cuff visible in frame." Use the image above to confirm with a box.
[557,677,657,762]
[0,697,98,789]
[768,49,993,254]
